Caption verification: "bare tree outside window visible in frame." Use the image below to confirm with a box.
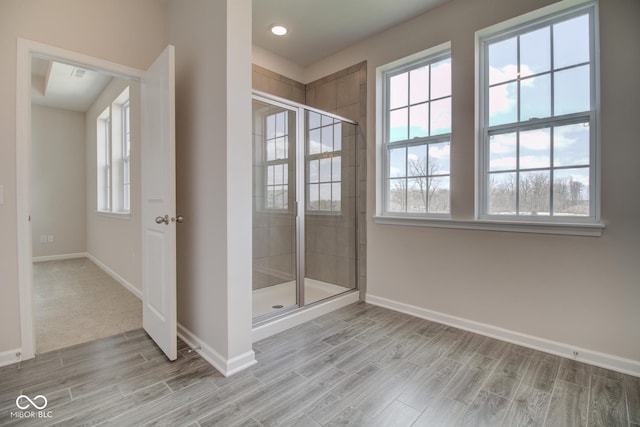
[383,50,452,216]
[489,171,589,215]
[482,6,596,221]
[388,141,450,214]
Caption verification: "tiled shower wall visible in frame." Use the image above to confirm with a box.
[305,62,367,296]
[253,65,306,104]
[252,62,367,297]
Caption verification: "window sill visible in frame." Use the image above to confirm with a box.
[96,211,131,220]
[305,210,343,217]
[373,215,605,237]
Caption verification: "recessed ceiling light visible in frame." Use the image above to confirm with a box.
[270,25,288,36]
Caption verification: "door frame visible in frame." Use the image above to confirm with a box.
[16,38,146,360]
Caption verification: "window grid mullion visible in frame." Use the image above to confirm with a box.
[487,112,591,135]
[403,176,408,213]
[517,34,521,124]
[550,21,556,119]
[406,70,411,143]
[550,124,555,215]
[427,63,432,137]
[515,131,520,215]
[404,143,409,213]
[487,61,589,92]
[387,134,451,149]
[425,144,431,213]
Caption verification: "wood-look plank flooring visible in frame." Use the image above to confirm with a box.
[0,302,638,426]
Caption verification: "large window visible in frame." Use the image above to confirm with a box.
[479,4,597,221]
[382,49,451,216]
[97,87,131,214]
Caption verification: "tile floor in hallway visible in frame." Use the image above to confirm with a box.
[0,302,638,426]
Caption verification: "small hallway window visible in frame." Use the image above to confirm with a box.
[97,86,131,214]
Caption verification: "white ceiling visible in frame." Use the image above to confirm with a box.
[31,57,112,112]
[252,0,449,67]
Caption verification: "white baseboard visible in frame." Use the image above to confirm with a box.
[177,323,257,377]
[225,350,259,376]
[0,348,22,368]
[252,291,360,342]
[86,254,142,300]
[366,294,640,378]
[33,252,87,263]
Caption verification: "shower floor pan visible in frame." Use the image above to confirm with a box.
[252,279,351,318]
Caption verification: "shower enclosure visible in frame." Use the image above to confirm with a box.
[252,92,358,322]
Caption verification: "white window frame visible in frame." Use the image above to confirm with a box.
[97,109,111,212]
[477,0,600,225]
[264,109,290,212]
[306,111,343,214]
[97,86,131,215]
[378,43,452,218]
[374,2,604,236]
[122,99,131,212]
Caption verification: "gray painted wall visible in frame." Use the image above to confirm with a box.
[31,105,86,258]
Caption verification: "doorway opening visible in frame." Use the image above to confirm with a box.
[29,56,142,353]
[17,39,178,362]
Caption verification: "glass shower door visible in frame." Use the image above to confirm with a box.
[252,93,359,323]
[303,110,358,305]
[252,99,299,319]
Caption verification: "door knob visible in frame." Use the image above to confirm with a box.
[155,215,169,225]
[171,215,185,223]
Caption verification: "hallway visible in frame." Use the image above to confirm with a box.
[33,258,141,353]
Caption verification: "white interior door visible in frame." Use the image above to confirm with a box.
[141,45,177,360]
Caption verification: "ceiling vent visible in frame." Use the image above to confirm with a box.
[70,67,86,79]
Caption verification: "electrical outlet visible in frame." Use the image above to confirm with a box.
[40,235,47,243]
[47,235,54,243]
